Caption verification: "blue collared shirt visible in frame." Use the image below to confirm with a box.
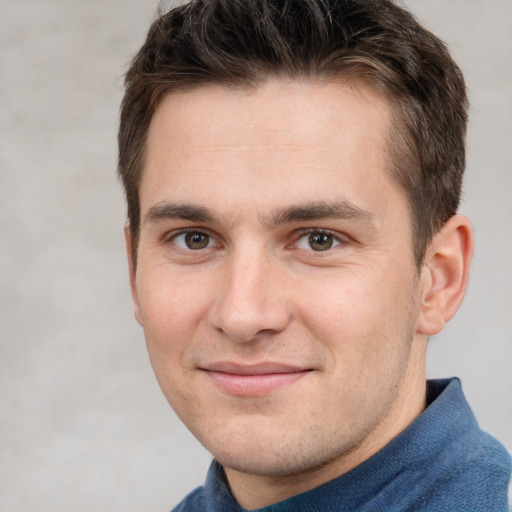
[172,378,511,511]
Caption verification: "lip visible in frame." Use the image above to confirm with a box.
[201,362,312,396]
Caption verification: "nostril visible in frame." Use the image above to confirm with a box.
[208,301,292,343]
[207,257,293,342]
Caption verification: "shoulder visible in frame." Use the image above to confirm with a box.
[458,428,511,487]
[418,430,511,511]
[170,486,206,512]
[402,379,511,511]
[456,431,511,505]
[470,431,511,475]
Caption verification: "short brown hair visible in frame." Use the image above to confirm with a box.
[118,0,468,265]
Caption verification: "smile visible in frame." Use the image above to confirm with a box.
[201,362,312,396]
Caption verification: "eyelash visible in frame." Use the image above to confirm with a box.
[166,227,347,253]
[291,228,345,252]
[167,228,220,251]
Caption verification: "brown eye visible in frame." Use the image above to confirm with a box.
[173,231,212,250]
[308,232,334,251]
[185,232,210,250]
[295,230,341,252]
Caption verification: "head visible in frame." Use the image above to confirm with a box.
[118,0,473,507]
[118,0,468,267]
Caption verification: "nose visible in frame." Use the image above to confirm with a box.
[208,246,292,343]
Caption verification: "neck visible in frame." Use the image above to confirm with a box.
[225,336,428,510]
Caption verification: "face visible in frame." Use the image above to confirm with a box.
[129,80,428,486]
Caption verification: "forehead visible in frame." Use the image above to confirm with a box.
[147,79,391,150]
[141,79,400,219]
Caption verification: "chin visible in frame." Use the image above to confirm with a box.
[198,421,353,478]
[214,449,321,478]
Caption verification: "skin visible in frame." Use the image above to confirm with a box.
[126,80,473,509]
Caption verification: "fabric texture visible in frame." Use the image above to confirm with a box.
[171,378,511,511]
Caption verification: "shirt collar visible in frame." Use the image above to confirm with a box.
[203,378,477,511]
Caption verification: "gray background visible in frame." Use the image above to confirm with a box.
[1,1,510,510]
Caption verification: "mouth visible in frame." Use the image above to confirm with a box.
[200,362,312,396]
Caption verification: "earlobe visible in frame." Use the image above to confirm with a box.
[417,215,474,336]
[124,225,143,326]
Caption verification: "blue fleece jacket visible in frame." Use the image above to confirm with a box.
[172,378,511,511]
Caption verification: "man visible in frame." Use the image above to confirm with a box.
[118,0,511,510]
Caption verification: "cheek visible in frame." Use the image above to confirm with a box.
[136,269,211,365]
[296,267,417,364]
[137,277,208,413]
[297,272,382,333]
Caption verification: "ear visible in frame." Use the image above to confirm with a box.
[417,215,474,336]
[124,225,143,326]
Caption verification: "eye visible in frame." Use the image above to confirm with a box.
[172,231,214,250]
[295,230,341,252]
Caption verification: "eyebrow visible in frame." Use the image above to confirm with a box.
[144,203,217,225]
[143,200,375,228]
[264,200,376,228]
